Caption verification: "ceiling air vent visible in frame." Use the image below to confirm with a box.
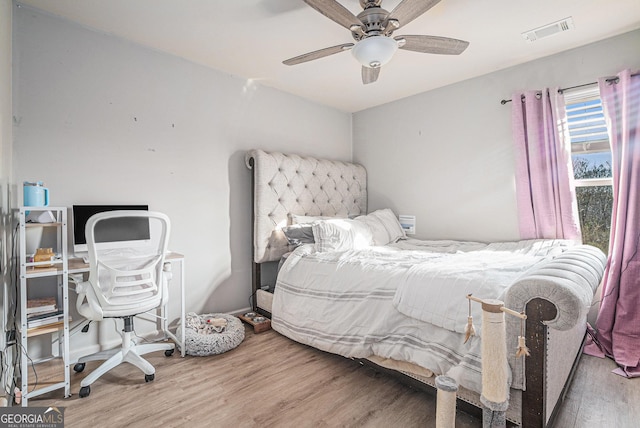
[522,17,575,42]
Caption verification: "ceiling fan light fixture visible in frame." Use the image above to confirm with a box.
[351,36,398,68]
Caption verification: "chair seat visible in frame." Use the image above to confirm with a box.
[77,299,163,320]
[76,279,164,320]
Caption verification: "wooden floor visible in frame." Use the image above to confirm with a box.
[30,325,640,427]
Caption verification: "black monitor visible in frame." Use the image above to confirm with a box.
[72,205,150,253]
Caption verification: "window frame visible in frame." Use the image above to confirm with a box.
[564,85,613,253]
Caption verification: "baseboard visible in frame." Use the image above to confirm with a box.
[232,306,252,317]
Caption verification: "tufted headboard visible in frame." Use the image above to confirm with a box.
[245,149,367,264]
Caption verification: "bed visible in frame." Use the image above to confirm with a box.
[245,149,606,427]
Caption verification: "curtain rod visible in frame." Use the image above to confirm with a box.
[499,76,623,105]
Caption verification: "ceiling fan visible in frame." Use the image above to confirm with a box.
[283,0,469,84]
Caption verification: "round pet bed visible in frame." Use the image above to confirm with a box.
[177,313,245,356]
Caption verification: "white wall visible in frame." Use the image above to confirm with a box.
[12,3,352,349]
[0,0,12,373]
[353,29,640,242]
[0,0,11,208]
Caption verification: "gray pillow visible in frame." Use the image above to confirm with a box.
[282,225,315,247]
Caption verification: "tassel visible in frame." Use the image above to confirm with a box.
[464,315,476,344]
[515,314,530,357]
[516,336,530,358]
[464,296,476,344]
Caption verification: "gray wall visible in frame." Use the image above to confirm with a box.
[353,29,640,242]
[12,4,352,353]
[0,0,12,369]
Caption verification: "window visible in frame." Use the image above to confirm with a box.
[564,87,613,253]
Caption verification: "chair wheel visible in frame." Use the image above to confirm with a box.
[73,363,86,373]
[164,348,175,357]
[145,373,155,382]
[79,386,90,398]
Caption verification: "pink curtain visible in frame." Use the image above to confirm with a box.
[511,89,581,240]
[585,69,640,377]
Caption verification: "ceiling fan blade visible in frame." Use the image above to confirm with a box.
[362,66,380,85]
[283,43,354,66]
[395,35,469,55]
[304,0,363,30]
[388,0,442,29]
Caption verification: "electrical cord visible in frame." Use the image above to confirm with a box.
[8,222,21,399]
[0,345,11,397]
[15,340,38,395]
[9,223,19,326]
[5,221,42,402]
[248,289,257,311]
[0,346,19,404]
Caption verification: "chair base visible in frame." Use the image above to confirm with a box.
[75,320,175,391]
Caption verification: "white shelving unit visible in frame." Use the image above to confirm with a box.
[17,206,70,405]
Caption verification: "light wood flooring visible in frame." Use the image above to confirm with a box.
[30,325,640,427]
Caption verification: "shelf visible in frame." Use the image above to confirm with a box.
[24,265,64,278]
[27,320,66,337]
[25,259,63,266]
[25,222,62,228]
[24,358,66,399]
[16,206,70,405]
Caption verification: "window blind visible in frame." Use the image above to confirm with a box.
[564,86,609,150]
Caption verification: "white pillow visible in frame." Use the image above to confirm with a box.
[355,209,405,246]
[312,218,373,252]
[354,214,389,246]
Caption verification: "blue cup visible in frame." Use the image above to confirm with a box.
[24,182,49,207]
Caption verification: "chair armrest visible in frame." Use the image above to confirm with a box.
[75,281,104,321]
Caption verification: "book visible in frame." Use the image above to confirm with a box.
[27,308,58,317]
[26,297,57,315]
[27,309,64,321]
[27,311,65,328]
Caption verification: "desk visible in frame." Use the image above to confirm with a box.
[68,252,186,357]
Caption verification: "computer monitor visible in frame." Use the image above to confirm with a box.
[72,205,150,254]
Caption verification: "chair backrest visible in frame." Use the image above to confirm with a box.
[85,210,170,313]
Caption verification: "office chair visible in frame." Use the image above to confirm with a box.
[73,211,175,398]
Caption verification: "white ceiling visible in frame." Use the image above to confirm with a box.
[16,0,640,112]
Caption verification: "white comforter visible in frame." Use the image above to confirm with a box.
[393,239,573,334]
[271,238,574,394]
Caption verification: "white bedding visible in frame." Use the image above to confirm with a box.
[393,239,574,334]
[271,238,576,394]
